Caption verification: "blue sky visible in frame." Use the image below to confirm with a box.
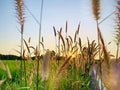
[0,0,117,56]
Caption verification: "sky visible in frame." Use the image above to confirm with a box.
[0,0,118,56]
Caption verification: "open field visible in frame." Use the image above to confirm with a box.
[0,60,93,90]
[0,59,120,90]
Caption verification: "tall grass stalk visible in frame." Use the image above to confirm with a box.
[58,27,62,56]
[22,15,27,90]
[41,50,50,90]
[15,0,25,86]
[36,0,44,90]
[58,30,65,54]
[115,0,120,61]
[42,50,50,81]
[53,26,57,54]
[92,0,104,89]
[36,48,40,90]
[38,0,44,51]
[23,39,31,88]
[65,21,68,54]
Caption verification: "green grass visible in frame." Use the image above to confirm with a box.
[0,60,20,90]
[0,60,92,90]
[58,64,91,90]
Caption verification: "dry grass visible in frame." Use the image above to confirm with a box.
[6,65,12,79]
[15,0,25,86]
[15,0,25,27]
[42,50,50,82]
[0,60,6,70]
[92,0,101,20]
[115,0,120,60]
[53,26,57,37]
[65,21,68,34]
[58,48,78,74]
[58,31,65,52]
[0,79,6,85]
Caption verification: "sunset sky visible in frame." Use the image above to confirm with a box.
[0,0,117,56]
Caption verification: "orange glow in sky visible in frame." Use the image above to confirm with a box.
[0,0,118,56]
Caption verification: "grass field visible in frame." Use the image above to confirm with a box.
[0,60,92,90]
[0,59,120,90]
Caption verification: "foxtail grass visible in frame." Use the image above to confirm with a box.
[15,0,25,86]
[58,48,78,74]
[41,50,50,90]
[65,21,68,55]
[42,50,50,82]
[115,0,120,61]
[65,21,68,37]
[91,0,104,89]
[15,0,25,58]
[58,27,62,56]
[58,31,65,53]
[74,23,80,43]
[92,0,100,21]
[53,26,57,55]
[66,37,69,52]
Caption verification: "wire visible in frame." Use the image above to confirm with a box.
[24,4,40,25]
[98,11,116,25]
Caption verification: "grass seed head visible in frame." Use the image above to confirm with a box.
[42,49,50,82]
[15,0,25,28]
[92,0,101,20]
